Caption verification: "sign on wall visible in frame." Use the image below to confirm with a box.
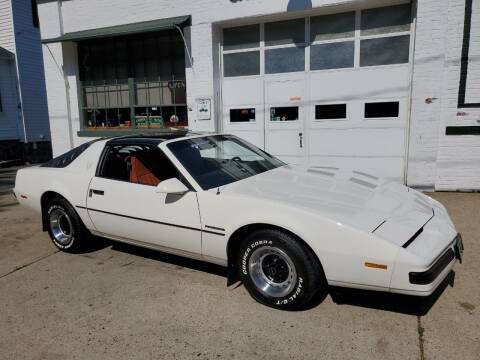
[196,98,212,120]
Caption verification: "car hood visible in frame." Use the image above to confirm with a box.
[221,165,434,246]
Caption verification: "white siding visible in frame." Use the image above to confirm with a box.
[0,0,14,52]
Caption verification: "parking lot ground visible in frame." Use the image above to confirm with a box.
[0,190,478,360]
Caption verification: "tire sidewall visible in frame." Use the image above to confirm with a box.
[239,234,310,309]
[46,203,77,250]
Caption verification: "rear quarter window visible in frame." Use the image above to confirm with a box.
[41,141,97,168]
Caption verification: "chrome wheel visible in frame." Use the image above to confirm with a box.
[49,208,74,245]
[248,246,297,298]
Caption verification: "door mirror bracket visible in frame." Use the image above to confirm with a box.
[156,178,189,195]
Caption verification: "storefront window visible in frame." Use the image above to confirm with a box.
[78,30,188,131]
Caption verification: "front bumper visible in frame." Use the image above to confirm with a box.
[409,234,463,285]
[390,233,463,297]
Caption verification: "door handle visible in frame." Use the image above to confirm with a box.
[298,132,303,148]
[89,189,104,197]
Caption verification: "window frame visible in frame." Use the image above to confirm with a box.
[96,143,192,189]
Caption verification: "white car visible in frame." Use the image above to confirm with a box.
[14,133,463,309]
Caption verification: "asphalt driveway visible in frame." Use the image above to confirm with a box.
[0,186,478,359]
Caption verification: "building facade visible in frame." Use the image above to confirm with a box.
[37,0,480,190]
[0,0,51,163]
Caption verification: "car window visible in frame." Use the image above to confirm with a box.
[99,144,180,186]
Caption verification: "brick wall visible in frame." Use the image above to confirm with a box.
[409,0,480,190]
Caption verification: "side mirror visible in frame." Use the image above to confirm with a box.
[156,178,189,195]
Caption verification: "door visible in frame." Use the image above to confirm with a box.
[87,143,201,255]
[264,78,306,164]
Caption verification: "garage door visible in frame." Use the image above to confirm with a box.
[221,3,413,182]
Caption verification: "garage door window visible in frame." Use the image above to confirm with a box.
[223,25,260,77]
[230,108,256,123]
[310,12,355,70]
[221,4,412,77]
[264,19,305,74]
[364,101,399,118]
[224,51,260,77]
[270,107,299,122]
[360,4,412,67]
[315,104,347,120]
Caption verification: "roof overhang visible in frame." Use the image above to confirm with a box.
[42,15,190,44]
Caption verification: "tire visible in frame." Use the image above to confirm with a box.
[237,228,326,310]
[45,197,89,252]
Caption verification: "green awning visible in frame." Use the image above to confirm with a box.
[42,15,190,44]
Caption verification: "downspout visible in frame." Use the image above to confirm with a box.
[175,25,194,71]
[58,0,75,149]
[404,0,418,186]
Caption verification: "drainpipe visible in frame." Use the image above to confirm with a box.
[58,0,75,150]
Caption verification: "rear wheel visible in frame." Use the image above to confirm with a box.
[237,229,326,310]
[46,198,89,252]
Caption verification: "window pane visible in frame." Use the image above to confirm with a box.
[270,107,299,121]
[265,47,305,74]
[360,35,410,67]
[310,41,354,70]
[315,104,347,119]
[230,108,256,122]
[364,101,399,118]
[265,18,305,46]
[361,4,412,36]
[310,12,355,42]
[223,25,260,51]
[224,51,260,77]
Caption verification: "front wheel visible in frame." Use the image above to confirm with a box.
[46,198,89,252]
[237,229,326,310]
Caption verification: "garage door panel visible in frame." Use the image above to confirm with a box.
[222,77,264,106]
[308,128,406,157]
[309,66,409,102]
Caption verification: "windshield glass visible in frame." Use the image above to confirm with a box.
[167,135,285,190]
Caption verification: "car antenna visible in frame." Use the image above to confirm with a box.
[216,187,221,195]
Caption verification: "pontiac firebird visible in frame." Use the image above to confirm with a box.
[14,133,463,309]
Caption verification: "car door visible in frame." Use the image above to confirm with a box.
[86,142,202,255]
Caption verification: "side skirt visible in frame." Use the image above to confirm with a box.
[90,229,228,267]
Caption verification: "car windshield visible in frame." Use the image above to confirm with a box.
[167,135,285,190]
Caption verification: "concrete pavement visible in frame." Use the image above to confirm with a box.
[0,190,478,359]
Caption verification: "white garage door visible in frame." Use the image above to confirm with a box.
[221,3,413,182]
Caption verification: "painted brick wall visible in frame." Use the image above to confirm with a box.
[38,0,401,155]
[409,0,480,190]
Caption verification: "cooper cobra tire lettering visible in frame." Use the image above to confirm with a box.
[237,229,326,310]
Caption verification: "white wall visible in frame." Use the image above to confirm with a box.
[37,0,401,155]
[37,0,480,190]
[409,0,480,190]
